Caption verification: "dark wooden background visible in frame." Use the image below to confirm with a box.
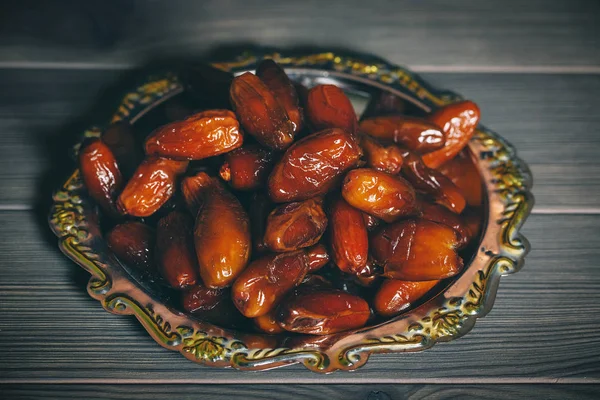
[1,1,599,399]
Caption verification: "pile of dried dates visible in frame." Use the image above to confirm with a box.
[79,59,484,336]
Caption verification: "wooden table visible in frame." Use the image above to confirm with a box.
[1,1,599,399]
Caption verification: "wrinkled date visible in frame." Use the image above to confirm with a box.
[354,257,383,287]
[418,200,471,247]
[156,211,199,289]
[254,309,285,334]
[360,135,404,175]
[117,157,188,217]
[438,149,483,206]
[363,213,381,231]
[371,219,463,280]
[79,138,123,217]
[306,84,358,135]
[374,279,439,317]
[342,168,417,222]
[232,250,309,318]
[180,171,218,216]
[264,198,328,252]
[145,109,243,160]
[194,179,251,288]
[401,151,466,214]
[269,128,362,202]
[277,290,370,335]
[219,145,274,191]
[306,243,330,273]
[256,59,303,133]
[359,116,445,152]
[182,285,249,329]
[106,221,156,272]
[230,72,295,150]
[422,100,480,169]
[329,197,369,275]
[182,284,228,314]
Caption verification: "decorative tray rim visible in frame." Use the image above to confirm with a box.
[48,50,534,373]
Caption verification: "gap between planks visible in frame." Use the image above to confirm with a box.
[1,62,600,74]
[0,378,598,385]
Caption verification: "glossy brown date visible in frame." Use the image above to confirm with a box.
[438,149,483,206]
[329,197,369,275]
[145,109,243,160]
[264,198,328,252]
[254,310,284,334]
[418,200,471,247]
[79,138,123,217]
[354,258,382,287]
[183,286,250,330]
[401,151,466,214]
[277,290,370,335]
[101,122,141,179]
[256,59,303,133]
[374,279,439,317]
[156,211,199,289]
[422,100,480,169]
[106,221,155,272]
[363,213,381,231]
[306,84,358,135]
[117,157,188,217]
[180,171,218,216]
[359,135,404,175]
[359,116,445,153]
[194,180,251,288]
[219,144,274,191]
[232,250,309,318]
[268,128,362,202]
[230,72,295,150]
[182,284,228,313]
[306,243,330,273]
[342,168,417,222]
[371,219,463,280]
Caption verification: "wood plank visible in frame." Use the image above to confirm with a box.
[1,211,600,382]
[1,0,599,68]
[2,384,600,400]
[0,69,599,210]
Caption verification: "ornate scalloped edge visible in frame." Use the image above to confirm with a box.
[48,51,533,373]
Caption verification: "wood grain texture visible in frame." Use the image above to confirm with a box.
[0,69,599,210]
[0,0,599,68]
[0,0,597,394]
[1,211,599,383]
[2,384,600,400]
